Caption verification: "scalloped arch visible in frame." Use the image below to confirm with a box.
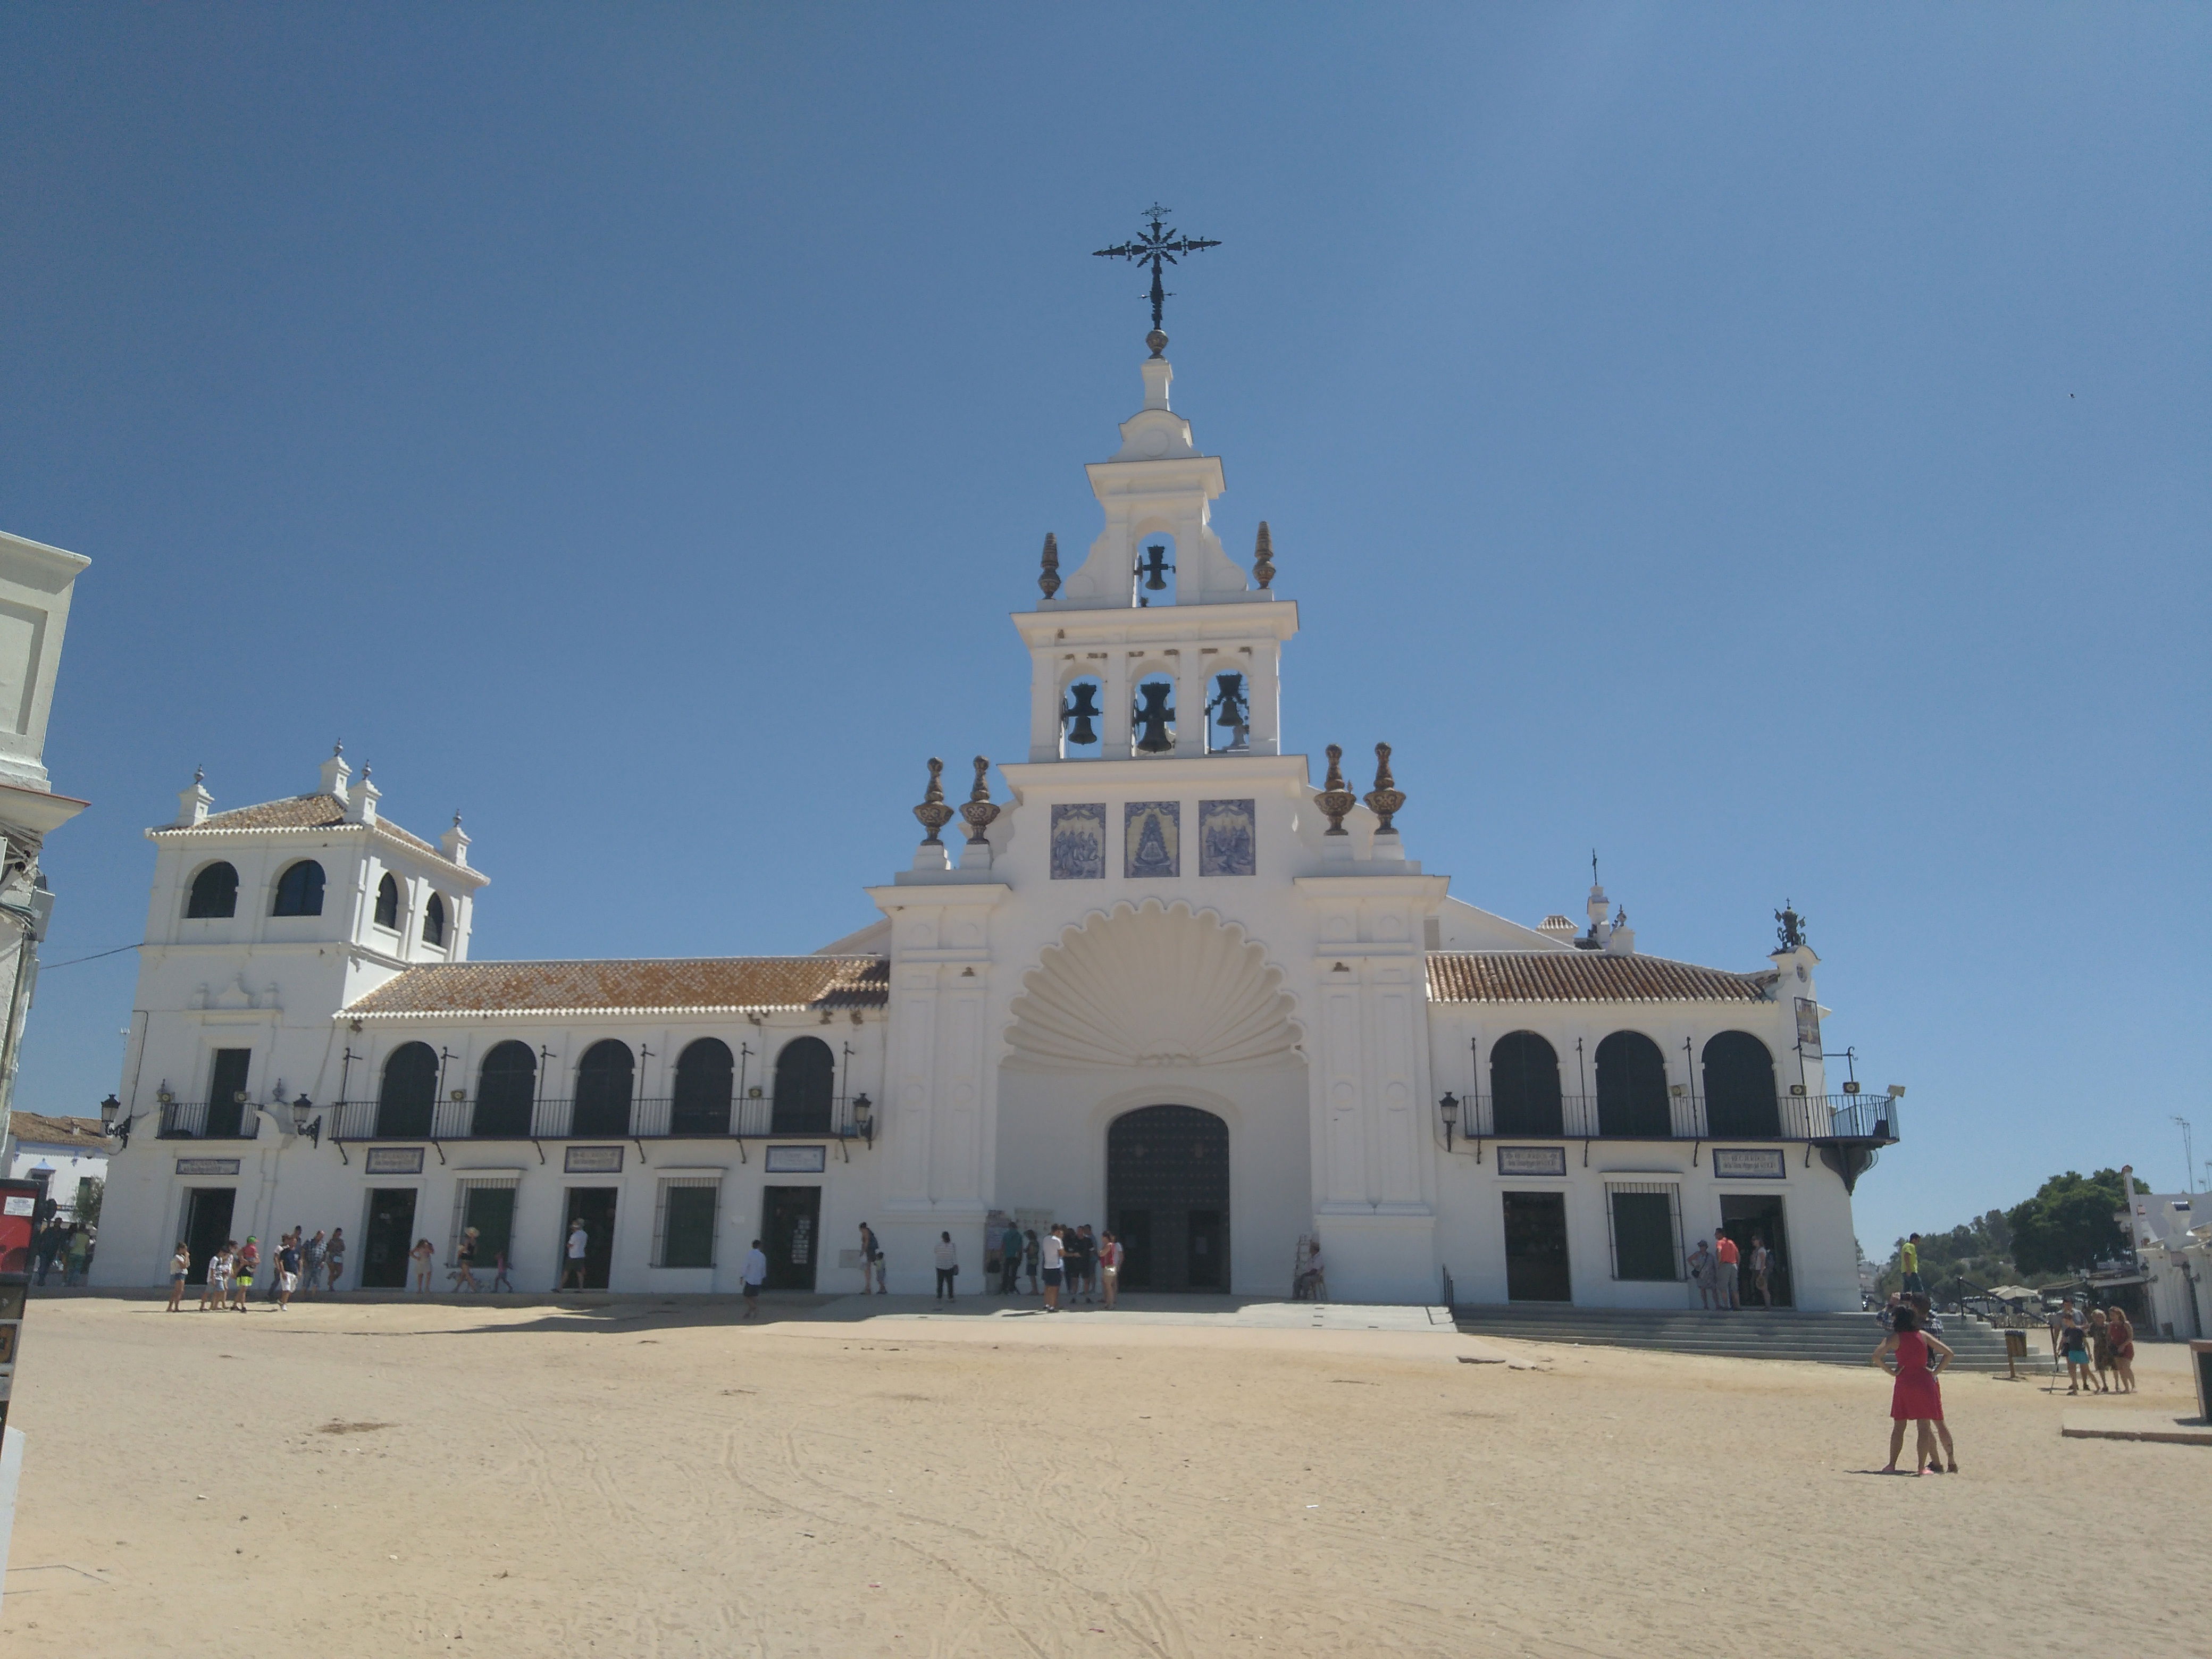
[1004,899,1301,1068]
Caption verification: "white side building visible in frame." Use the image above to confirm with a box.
[94,338,1900,1307]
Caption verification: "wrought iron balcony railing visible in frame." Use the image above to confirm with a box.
[1449,1092,1901,1145]
[324,1094,864,1143]
[155,1100,265,1141]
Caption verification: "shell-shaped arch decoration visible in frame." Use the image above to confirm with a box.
[1005,899,1301,1068]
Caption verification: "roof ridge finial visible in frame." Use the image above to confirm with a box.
[1365,742,1404,835]
[1252,521,1275,589]
[1316,744,1356,836]
[912,757,953,846]
[960,756,1001,845]
[1037,532,1061,601]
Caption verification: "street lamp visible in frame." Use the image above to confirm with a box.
[1439,1091,1459,1152]
[289,1093,321,1149]
[98,1092,139,1150]
[851,1092,873,1146]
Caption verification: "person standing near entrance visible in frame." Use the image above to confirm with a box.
[276,1233,303,1310]
[741,1237,768,1318]
[1713,1233,1740,1310]
[934,1231,958,1301]
[232,1237,258,1310]
[1040,1225,1066,1312]
[200,1242,231,1311]
[1686,1239,1716,1309]
[1748,1236,1773,1308]
[559,1218,590,1291]
[408,1237,435,1293]
[324,1227,346,1292]
[1101,1231,1123,1309]
[1899,1233,1923,1294]
[1022,1229,1040,1296]
[999,1220,1024,1295]
[301,1230,326,1299]
[167,1241,191,1311]
[858,1222,885,1295]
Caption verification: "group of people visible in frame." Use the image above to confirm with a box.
[1018,1222,1122,1311]
[2051,1298,2138,1394]
[28,1217,95,1286]
[167,1225,346,1311]
[1684,1232,1775,1309]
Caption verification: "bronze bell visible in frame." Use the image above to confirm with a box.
[1136,544,1174,591]
[1061,682,1102,747]
[1133,682,1176,753]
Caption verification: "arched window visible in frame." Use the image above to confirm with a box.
[422,893,447,948]
[671,1038,734,1136]
[376,1042,438,1139]
[1703,1030,1780,1138]
[1595,1031,1672,1138]
[1490,1031,1563,1137]
[771,1036,835,1135]
[186,862,239,919]
[474,1040,537,1137]
[374,873,400,929]
[272,859,325,917]
[574,1040,634,1137]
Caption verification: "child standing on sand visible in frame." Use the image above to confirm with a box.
[1873,1302,1956,1474]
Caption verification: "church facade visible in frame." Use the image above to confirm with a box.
[94,343,1898,1309]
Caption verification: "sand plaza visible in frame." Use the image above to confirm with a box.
[1,1292,2204,1658]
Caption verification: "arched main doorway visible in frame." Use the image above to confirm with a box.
[1107,1105,1228,1293]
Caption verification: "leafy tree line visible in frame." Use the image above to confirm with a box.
[1874,1168,2149,1295]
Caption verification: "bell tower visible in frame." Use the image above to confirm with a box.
[1015,350,1297,764]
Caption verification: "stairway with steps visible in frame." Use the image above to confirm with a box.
[1452,1302,2038,1373]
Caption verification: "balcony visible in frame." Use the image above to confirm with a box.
[1449,1091,1903,1146]
[324,1094,866,1144]
[155,1100,264,1141]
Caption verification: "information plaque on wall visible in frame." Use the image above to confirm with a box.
[565,1145,624,1174]
[174,1157,241,1177]
[764,1145,826,1174]
[364,1147,425,1175]
[1712,1149,1786,1179]
[1496,1146,1568,1177]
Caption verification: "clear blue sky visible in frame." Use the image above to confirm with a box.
[4,6,2205,1256]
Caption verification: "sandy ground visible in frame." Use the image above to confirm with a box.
[1,1293,2203,1658]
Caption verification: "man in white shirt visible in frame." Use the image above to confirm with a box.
[742,1238,769,1319]
[1040,1225,1065,1312]
[559,1219,590,1291]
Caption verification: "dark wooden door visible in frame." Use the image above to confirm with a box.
[1503,1191,1572,1302]
[562,1188,618,1288]
[183,1187,236,1283]
[1107,1106,1229,1293]
[361,1188,417,1288]
[1719,1195,1792,1308]
[207,1049,251,1138]
[1186,1210,1224,1289]
[761,1186,820,1291]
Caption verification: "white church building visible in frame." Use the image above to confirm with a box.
[94,337,1899,1308]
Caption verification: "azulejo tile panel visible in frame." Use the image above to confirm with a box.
[1124,800,1180,878]
[1049,803,1106,879]
[1198,798,1256,876]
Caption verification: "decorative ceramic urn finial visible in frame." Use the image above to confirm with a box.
[1365,742,1405,835]
[1252,521,1275,589]
[912,757,954,845]
[1037,532,1061,600]
[959,756,1001,845]
[1316,744,1357,836]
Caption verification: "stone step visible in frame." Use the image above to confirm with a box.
[1450,1304,2039,1371]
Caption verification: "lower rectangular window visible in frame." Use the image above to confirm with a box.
[656,1178,719,1269]
[1607,1183,1683,1281]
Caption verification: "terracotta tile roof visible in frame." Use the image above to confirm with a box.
[1427,952,1773,1004]
[343,957,890,1019]
[5,1111,113,1150]
[150,792,441,858]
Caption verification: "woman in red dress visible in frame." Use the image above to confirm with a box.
[1873,1302,1956,1474]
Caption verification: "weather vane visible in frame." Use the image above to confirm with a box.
[1094,204,1221,357]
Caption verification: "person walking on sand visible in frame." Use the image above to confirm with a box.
[1101,1231,1123,1309]
[300,1229,326,1298]
[323,1227,346,1292]
[2107,1307,2138,1393]
[934,1231,958,1301]
[1686,1239,1716,1309]
[200,1242,231,1311]
[1899,1233,1923,1294]
[858,1222,882,1294]
[491,1249,514,1293]
[452,1226,481,1293]
[558,1219,590,1291]
[1076,1225,1100,1303]
[167,1241,192,1311]
[231,1237,258,1310]
[1873,1302,1956,1474]
[1713,1233,1740,1309]
[1040,1225,1066,1312]
[1000,1219,1025,1296]
[276,1233,303,1310]
[1748,1235,1773,1308]
[741,1238,768,1318]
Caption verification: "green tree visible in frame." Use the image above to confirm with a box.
[2006,1169,2147,1280]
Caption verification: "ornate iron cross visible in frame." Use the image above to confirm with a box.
[1094,204,1221,354]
